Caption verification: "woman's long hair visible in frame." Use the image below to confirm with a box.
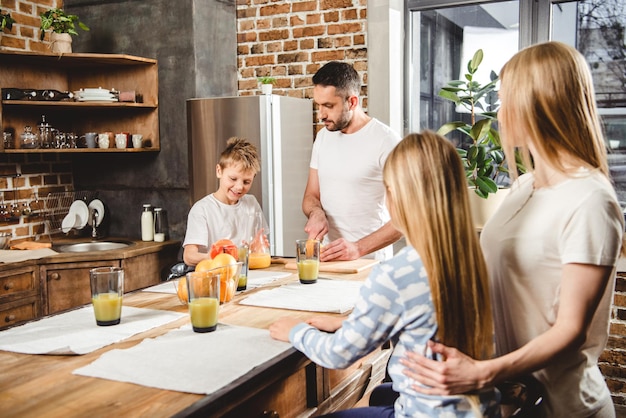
[383,131,493,360]
[499,41,608,179]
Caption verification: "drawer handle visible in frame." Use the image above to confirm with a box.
[4,282,14,291]
[50,273,61,281]
[5,314,16,323]
[262,411,279,418]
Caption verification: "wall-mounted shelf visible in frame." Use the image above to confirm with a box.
[0,51,159,153]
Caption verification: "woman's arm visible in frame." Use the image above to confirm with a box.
[182,244,210,266]
[402,263,614,394]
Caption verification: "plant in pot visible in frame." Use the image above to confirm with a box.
[258,76,276,95]
[437,49,520,227]
[1,9,16,32]
[39,8,89,53]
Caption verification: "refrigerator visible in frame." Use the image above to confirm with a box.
[187,95,313,257]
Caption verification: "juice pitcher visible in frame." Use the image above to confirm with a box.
[248,212,271,269]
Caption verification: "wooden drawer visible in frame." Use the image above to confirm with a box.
[0,266,38,301]
[0,296,39,330]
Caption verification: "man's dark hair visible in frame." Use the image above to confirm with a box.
[312,61,361,99]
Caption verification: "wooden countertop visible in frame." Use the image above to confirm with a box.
[0,265,371,417]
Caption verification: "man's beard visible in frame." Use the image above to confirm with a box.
[325,109,352,132]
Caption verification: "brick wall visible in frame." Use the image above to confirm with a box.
[236,0,368,130]
[0,0,74,243]
[603,272,626,408]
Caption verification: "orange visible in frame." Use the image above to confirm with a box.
[196,253,238,303]
[209,239,238,259]
[176,277,189,304]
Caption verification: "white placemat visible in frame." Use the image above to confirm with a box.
[247,270,291,289]
[239,279,362,313]
[0,306,185,355]
[142,281,177,294]
[73,324,291,395]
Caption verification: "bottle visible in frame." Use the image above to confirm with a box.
[1,88,37,101]
[37,115,53,149]
[38,89,75,101]
[153,207,166,242]
[141,204,154,241]
[19,126,39,149]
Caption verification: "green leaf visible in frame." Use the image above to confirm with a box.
[470,49,484,72]
[476,176,498,194]
[437,121,467,136]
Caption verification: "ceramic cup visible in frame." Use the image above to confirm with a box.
[115,133,127,149]
[98,133,110,149]
[132,134,143,148]
[90,267,124,326]
[295,239,320,284]
[82,132,98,148]
[186,270,220,333]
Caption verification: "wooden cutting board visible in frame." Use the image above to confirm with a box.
[283,258,380,274]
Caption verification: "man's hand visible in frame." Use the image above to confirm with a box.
[304,208,329,241]
[320,238,360,261]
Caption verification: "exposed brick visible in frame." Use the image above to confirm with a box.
[306,63,322,75]
[311,50,345,62]
[277,52,309,64]
[273,66,287,76]
[618,308,626,321]
[607,378,626,393]
[260,4,290,16]
[245,55,275,66]
[288,64,304,75]
[615,293,626,307]
[342,8,358,20]
[353,34,365,45]
[237,32,257,43]
[283,40,297,51]
[258,29,289,41]
[318,37,333,48]
[324,11,339,22]
[611,322,626,335]
[306,14,321,24]
[292,1,317,12]
[293,25,325,38]
[257,18,272,30]
[239,20,255,31]
[273,16,289,27]
[290,15,305,26]
[346,48,367,59]
[241,68,255,78]
[238,45,250,55]
[617,276,626,292]
[267,42,282,53]
[1,35,25,49]
[335,36,352,47]
[237,8,257,19]
[294,76,313,88]
[299,38,315,49]
[238,79,259,91]
[251,43,264,54]
[328,22,362,35]
[321,0,354,10]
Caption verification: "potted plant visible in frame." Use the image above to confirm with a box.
[437,49,505,199]
[437,49,524,228]
[39,8,89,53]
[258,76,276,95]
[1,9,16,32]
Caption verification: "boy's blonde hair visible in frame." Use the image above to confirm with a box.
[218,137,261,174]
[383,131,493,361]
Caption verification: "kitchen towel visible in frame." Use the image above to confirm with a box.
[0,248,58,263]
[0,306,185,355]
[239,279,362,313]
[73,324,291,395]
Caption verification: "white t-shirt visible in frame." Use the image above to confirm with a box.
[481,171,624,417]
[182,194,267,251]
[310,118,401,260]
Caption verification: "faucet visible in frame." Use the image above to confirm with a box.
[91,209,99,239]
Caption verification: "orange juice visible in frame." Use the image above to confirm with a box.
[248,252,271,269]
[92,292,122,326]
[189,297,219,332]
[297,259,319,283]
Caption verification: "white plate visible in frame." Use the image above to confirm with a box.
[61,212,79,233]
[88,199,105,227]
[78,98,118,102]
[68,200,89,229]
[81,88,111,94]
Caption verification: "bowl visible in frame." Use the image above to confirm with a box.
[0,232,12,250]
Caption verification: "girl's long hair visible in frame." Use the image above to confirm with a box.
[383,131,493,360]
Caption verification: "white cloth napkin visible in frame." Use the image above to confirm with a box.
[73,324,291,395]
[0,306,185,355]
[142,281,177,294]
[246,270,291,289]
[239,279,362,313]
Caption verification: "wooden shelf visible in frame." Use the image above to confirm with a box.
[0,51,159,153]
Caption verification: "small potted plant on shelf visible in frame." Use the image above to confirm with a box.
[437,49,522,227]
[39,8,89,54]
[258,76,276,95]
[1,9,16,32]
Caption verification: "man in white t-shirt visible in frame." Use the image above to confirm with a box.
[303,62,403,261]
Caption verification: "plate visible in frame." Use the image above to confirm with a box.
[61,212,79,233]
[88,199,105,226]
[81,88,111,94]
[68,200,89,230]
[78,98,118,102]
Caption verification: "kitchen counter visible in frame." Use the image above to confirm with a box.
[0,265,390,418]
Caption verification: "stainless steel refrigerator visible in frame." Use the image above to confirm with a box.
[187,95,313,257]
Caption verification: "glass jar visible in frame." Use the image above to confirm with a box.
[153,207,166,242]
[19,126,39,149]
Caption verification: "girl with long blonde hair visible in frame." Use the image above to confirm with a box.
[270,131,498,417]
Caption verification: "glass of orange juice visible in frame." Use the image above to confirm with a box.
[186,270,221,333]
[90,267,124,326]
[295,239,320,284]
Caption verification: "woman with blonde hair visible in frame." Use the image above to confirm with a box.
[403,41,624,418]
[270,131,499,417]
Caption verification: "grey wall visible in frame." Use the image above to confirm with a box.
[64,0,237,245]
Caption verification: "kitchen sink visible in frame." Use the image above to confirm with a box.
[54,241,134,253]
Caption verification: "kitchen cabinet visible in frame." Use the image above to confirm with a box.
[0,264,41,330]
[0,50,159,153]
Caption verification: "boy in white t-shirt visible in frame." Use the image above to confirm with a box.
[183,137,268,266]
